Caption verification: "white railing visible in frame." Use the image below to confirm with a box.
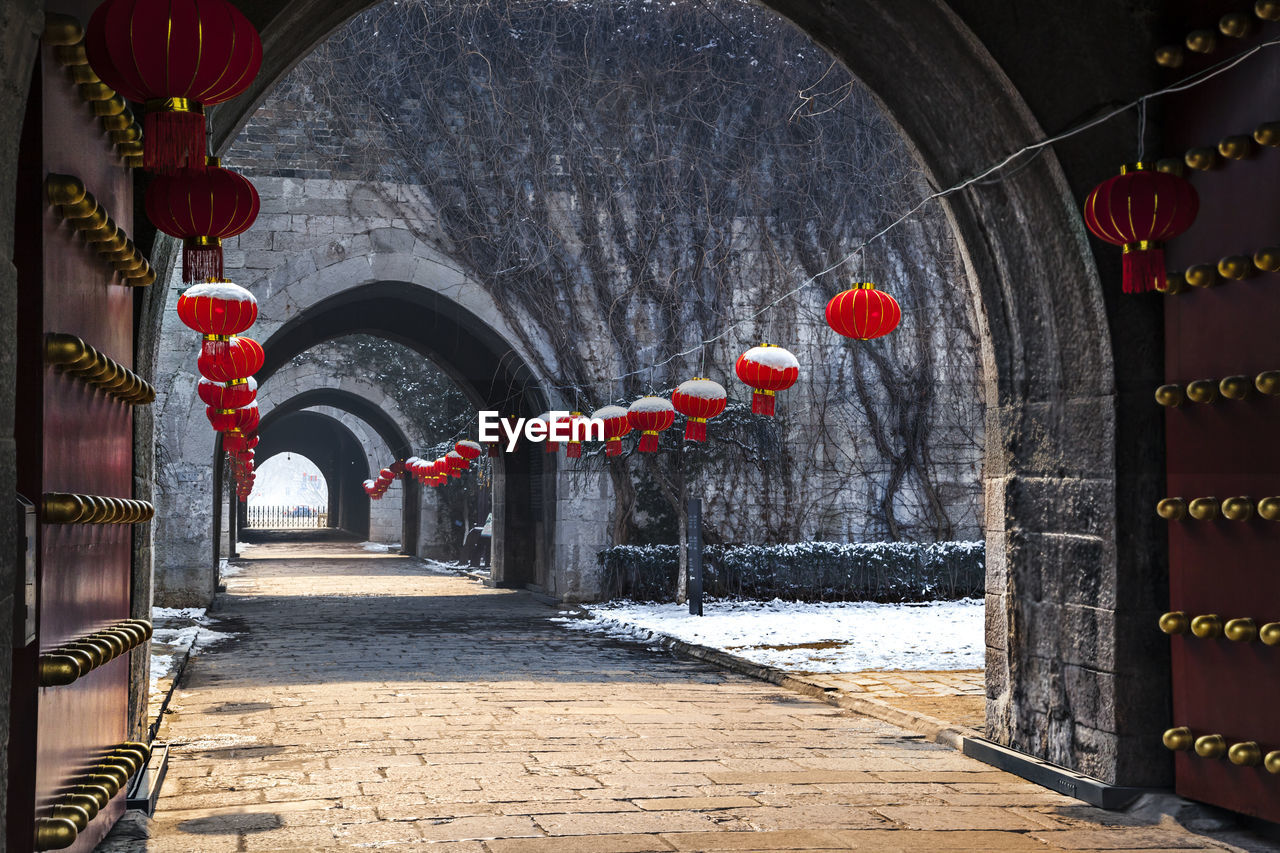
[246,505,329,529]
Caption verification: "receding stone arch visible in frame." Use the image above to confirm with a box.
[258,386,421,550]
[256,393,418,542]
[249,410,369,538]
[255,281,560,591]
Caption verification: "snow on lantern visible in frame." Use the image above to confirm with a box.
[147,159,260,282]
[825,283,901,340]
[1083,163,1199,294]
[591,405,632,457]
[198,335,263,383]
[85,0,263,172]
[627,396,675,453]
[456,440,483,464]
[176,280,257,337]
[671,378,727,442]
[735,344,799,416]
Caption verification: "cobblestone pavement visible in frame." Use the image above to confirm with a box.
[100,543,1271,852]
[800,671,985,732]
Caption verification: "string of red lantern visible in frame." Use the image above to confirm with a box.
[175,279,264,497]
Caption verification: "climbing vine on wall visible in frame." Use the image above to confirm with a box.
[238,0,985,546]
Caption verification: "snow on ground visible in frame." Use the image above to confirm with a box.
[555,598,984,672]
[148,608,239,695]
[361,541,400,552]
[418,558,469,575]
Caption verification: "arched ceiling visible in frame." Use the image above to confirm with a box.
[257,281,547,418]
[257,387,414,459]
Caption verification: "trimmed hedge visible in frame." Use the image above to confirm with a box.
[598,540,984,603]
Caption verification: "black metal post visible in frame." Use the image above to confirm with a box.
[687,497,703,616]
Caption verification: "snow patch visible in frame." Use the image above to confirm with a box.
[674,379,726,400]
[741,345,799,371]
[629,396,675,413]
[176,732,259,750]
[180,281,255,302]
[361,541,400,552]
[591,405,628,421]
[557,598,983,672]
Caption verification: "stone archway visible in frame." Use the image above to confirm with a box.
[257,388,420,550]
[188,0,1161,785]
[0,0,1174,795]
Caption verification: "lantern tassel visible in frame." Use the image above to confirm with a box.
[546,442,559,453]
[639,430,659,452]
[684,419,707,442]
[606,438,622,457]
[183,244,224,284]
[144,110,208,174]
[566,443,582,459]
[752,390,776,416]
[1122,245,1165,294]
[488,444,500,457]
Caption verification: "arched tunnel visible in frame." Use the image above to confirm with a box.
[241,281,552,587]
[245,409,375,541]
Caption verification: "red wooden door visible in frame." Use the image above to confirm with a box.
[1160,18,1280,823]
[9,1,150,849]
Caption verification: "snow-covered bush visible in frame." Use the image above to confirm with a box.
[598,540,984,603]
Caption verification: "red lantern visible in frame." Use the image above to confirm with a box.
[591,405,632,456]
[177,281,258,337]
[148,160,260,282]
[535,412,560,452]
[565,412,587,458]
[197,376,257,410]
[379,467,395,481]
[85,0,262,173]
[223,432,258,452]
[736,344,799,416]
[1083,163,1199,294]
[447,450,465,475]
[671,379,727,442]
[826,283,902,340]
[198,336,264,383]
[206,402,257,433]
[628,397,676,452]
[234,449,254,463]
[456,440,483,462]
[487,441,501,458]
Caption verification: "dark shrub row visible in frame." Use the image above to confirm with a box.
[598,540,984,603]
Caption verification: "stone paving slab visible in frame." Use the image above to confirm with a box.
[96,543,1272,852]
